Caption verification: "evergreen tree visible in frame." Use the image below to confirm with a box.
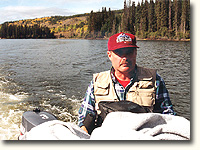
[148,0,156,32]
[186,0,190,31]
[180,0,189,34]
[160,0,168,28]
[88,10,95,33]
[135,2,141,36]
[141,0,149,33]
[130,1,136,34]
[169,0,172,30]
[155,0,162,31]
[122,0,128,32]
[0,23,55,39]
[173,0,179,36]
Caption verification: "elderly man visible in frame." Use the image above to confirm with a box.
[78,32,175,134]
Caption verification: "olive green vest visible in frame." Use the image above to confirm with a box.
[93,66,157,111]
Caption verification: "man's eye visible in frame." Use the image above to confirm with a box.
[114,51,122,56]
[127,51,133,55]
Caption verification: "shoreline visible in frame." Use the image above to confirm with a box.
[51,35,191,41]
[0,37,190,42]
[136,38,190,42]
[56,37,191,42]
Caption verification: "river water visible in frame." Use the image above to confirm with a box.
[0,39,190,140]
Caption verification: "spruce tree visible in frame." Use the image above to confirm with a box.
[148,0,156,32]
[155,0,162,31]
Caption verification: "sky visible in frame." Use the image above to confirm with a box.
[0,0,198,24]
[0,0,142,24]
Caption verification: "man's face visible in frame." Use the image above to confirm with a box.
[107,48,137,74]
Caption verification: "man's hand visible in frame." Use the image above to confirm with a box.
[81,126,88,133]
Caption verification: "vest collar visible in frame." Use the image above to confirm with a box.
[110,65,137,84]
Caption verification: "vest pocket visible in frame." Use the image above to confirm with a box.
[94,84,109,96]
[138,77,153,88]
[127,88,155,106]
[137,88,155,106]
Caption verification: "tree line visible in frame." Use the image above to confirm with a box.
[87,0,190,40]
[0,0,190,40]
[0,23,55,39]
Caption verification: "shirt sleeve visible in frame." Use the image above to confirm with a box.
[78,80,96,127]
[154,73,176,115]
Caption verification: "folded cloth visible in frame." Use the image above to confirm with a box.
[20,112,190,140]
[90,112,190,140]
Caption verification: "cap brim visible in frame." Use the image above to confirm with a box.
[108,45,139,51]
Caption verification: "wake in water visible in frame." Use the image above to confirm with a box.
[0,72,81,140]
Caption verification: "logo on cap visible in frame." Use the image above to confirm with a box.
[116,33,132,43]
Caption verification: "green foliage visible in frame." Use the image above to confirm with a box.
[0,23,55,39]
[87,7,115,38]
[116,0,190,40]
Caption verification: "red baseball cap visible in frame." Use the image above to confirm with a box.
[108,32,139,51]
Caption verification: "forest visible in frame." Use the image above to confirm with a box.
[87,0,190,40]
[0,0,190,40]
[0,23,55,39]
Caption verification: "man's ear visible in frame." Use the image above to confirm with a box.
[135,49,137,56]
[107,51,112,60]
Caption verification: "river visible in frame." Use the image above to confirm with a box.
[0,39,190,140]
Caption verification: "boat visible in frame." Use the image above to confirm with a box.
[18,105,190,140]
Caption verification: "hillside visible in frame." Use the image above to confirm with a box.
[3,14,89,39]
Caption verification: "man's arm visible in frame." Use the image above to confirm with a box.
[78,80,96,133]
[154,73,176,115]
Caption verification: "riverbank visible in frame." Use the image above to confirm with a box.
[0,37,190,42]
[57,36,190,42]
[136,37,190,42]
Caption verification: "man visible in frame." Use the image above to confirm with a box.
[78,32,175,134]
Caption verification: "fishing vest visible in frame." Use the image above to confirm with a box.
[93,66,157,111]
